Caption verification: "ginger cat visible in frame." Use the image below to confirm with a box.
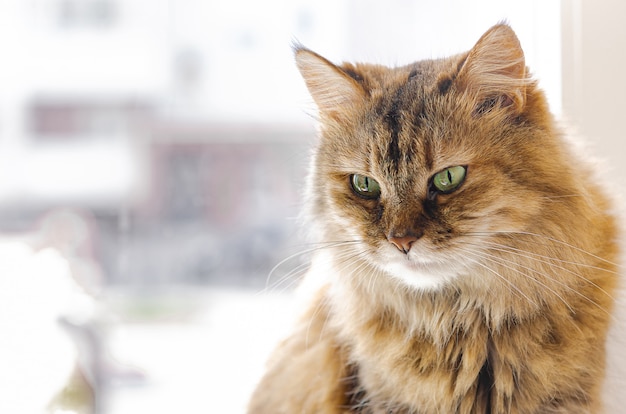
[248,24,620,413]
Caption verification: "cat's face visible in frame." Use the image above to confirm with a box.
[298,25,571,291]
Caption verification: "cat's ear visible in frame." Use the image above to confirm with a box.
[294,46,365,116]
[456,24,530,114]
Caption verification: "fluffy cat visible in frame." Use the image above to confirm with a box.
[248,24,620,413]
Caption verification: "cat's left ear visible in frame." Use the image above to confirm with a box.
[294,46,365,117]
[456,23,530,115]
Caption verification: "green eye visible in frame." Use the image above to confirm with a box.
[351,174,381,199]
[432,166,467,193]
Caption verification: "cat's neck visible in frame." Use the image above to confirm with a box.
[319,254,548,347]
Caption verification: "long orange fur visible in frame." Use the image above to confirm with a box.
[248,24,620,414]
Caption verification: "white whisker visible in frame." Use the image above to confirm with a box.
[264,240,362,290]
[266,260,311,294]
[463,246,577,313]
[464,240,616,301]
[457,247,539,308]
[466,231,619,267]
[459,244,613,318]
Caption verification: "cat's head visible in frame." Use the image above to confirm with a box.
[296,24,578,291]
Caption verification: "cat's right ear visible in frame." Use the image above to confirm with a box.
[294,46,365,117]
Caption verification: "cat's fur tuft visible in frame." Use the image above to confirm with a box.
[249,23,620,414]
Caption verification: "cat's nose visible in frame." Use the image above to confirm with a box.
[387,233,421,254]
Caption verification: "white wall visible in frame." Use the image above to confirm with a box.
[562,2,626,411]
[562,0,626,196]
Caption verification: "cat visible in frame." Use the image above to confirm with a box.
[248,23,620,413]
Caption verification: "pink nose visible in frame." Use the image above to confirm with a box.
[388,235,419,254]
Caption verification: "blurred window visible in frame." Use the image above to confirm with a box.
[29,100,152,140]
[55,0,119,28]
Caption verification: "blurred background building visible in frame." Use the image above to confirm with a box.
[0,0,317,288]
[0,0,624,413]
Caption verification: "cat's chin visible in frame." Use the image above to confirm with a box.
[383,259,459,291]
